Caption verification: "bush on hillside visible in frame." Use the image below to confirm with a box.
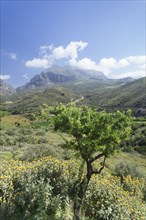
[0,157,145,220]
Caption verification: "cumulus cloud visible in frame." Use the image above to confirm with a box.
[70,55,145,78]
[25,41,88,68]
[99,57,129,69]
[126,55,145,64]
[25,41,145,79]
[51,41,88,60]
[0,74,11,80]
[69,57,99,71]
[25,58,49,68]
[140,64,146,69]
[69,57,130,75]
[9,53,17,60]
[114,70,145,79]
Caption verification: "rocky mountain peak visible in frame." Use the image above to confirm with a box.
[0,79,16,96]
[16,66,107,91]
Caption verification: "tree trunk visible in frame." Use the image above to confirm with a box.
[73,198,82,220]
[73,161,92,220]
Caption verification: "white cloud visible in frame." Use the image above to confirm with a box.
[0,74,11,80]
[140,64,146,69]
[69,55,146,79]
[25,58,49,68]
[114,70,145,79]
[25,41,88,68]
[51,41,88,60]
[69,57,99,71]
[23,73,29,79]
[126,55,145,64]
[25,41,145,79]
[69,57,130,75]
[9,53,17,60]
[39,44,54,57]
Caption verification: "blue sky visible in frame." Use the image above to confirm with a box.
[1,0,145,87]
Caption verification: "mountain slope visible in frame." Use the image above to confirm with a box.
[16,66,107,91]
[86,77,146,109]
[0,79,16,96]
[3,87,80,114]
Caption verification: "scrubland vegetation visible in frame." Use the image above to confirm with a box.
[0,105,146,220]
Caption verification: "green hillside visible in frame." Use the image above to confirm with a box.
[1,77,145,116]
[85,77,146,111]
[1,87,80,114]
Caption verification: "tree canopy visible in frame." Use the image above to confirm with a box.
[54,102,132,161]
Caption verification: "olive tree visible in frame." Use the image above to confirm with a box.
[53,102,132,220]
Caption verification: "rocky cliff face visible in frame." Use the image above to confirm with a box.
[16,66,106,91]
[0,79,16,96]
[29,71,76,86]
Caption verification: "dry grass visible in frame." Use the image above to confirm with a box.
[1,115,30,128]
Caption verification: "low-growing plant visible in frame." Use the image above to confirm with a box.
[113,161,145,180]
[37,137,48,144]
[84,175,146,220]
[0,157,145,220]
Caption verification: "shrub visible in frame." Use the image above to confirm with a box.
[84,175,146,220]
[113,161,145,179]
[5,128,16,136]
[0,136,6,146]
[18,128,33,135]
[35,130,46,136]
[0,158,145,220]
[37,137,48,144]
[14,145,64,161]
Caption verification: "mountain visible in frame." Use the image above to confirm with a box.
[1,76,145,116]
[0,79,16,96]
[1,65,145,116]
[85,77,146,110]
[115,77,134,84]
[3,86,81,114]
[16,66,107,91]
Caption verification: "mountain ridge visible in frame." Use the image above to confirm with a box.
[0,79,16,96]
[16,66,107,91]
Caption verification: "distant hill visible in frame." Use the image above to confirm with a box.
[2,86,80,114]
[1,65,145,116]
[0,79,16,96]
[85,77,146,110]
[16,66,107,91]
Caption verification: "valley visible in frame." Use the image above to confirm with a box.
[0,66,146,220]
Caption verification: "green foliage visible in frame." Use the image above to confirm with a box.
[0,126,69,162]
[14,145,65,162]
[84,77,146,112]
[2,86,80,114]
[53,102,132,219]
[113,161,145,179]
[0,152,13,160]
[26,113,36,121]
[54,102,132,160]
[84,175,146,220]
[0,110,10,118]
[0,157,78,219]
[121,122,146,154]
[0,157,145,220]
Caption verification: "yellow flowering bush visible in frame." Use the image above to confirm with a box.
[0,157,78,219]
[0,157,146,220]
[84,174,146,220]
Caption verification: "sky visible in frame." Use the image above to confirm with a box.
[0,0,146,87]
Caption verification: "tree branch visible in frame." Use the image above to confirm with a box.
[89,152,104,163]
[92,155,106,175]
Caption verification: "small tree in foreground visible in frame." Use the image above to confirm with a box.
[53,102,132,220]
